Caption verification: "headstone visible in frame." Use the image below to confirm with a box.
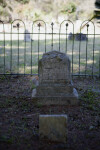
[75,33,88,41]
[39,114,67,143]
[68,32,88,41]
[24,29,31,42]
[32,50,78,105]
[68,32,73,40]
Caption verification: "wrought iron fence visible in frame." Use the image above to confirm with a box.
[0,19,100,78]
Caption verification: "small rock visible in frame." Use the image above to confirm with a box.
[32,89,36,97]
[5,109,8,113]
[32,77,39,86]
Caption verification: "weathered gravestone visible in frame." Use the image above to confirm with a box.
[32,50,78,105]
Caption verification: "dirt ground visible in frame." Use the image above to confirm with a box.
[0,76,100,150]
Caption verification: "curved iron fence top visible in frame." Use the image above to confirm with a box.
[0,19,97,34]
[11,19,26,31]
[59,20,74,34]
[32,20,47,33]
[80,20,95,34]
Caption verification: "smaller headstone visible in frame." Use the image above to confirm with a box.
[39,114,67,143]
[24,29,31,42]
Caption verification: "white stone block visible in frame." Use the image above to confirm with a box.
[39,114,67,143]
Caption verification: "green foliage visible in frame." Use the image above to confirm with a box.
[15,0,30,4]
[0,5,3,15]
[34,13,40,19]
[0,135,14,144]
[81,90,99,111]
[0,75,6,80]
[0,0,7,7]
[0,98,15,108]
[8,6,13,12]
[83,90,98,104]
[61,2,76,14]
[36,103,42,108]
[0,1,10,18]
[31,84,36,90]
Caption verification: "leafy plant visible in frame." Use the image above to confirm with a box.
[81,89,100,111]
[0,6,3,15]
[61,2,76,14]
[36,103,42,108]
[0,75,6,80]
[15,0,30,4]
[0,135,14,144]
[34,13,40,20]
[83,90,97,104]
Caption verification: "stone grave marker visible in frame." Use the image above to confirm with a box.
[39,114,67,143]
[24,29,31,42]
[68,32,88,41]
[32,50,79,105]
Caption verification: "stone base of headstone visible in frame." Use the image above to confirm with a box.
[39,114,67,143]
[32,86,79,106]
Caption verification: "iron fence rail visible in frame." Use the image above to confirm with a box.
[0,19,100,78]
